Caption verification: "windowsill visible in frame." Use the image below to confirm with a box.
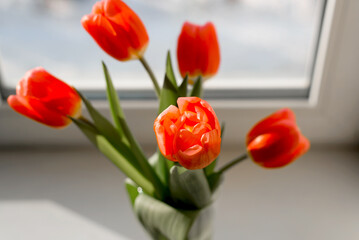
[1,146,358,239]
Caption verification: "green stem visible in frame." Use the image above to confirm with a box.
[139,56,161,98]
[218,153,248,174]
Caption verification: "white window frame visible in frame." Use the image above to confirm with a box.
[0,0,358,147]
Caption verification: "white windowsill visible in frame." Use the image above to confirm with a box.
[0,146,358,240]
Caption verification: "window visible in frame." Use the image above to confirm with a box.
[0,0,358,148]
[0,0,326,100]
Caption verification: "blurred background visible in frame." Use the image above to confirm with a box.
[0,0,323,91]
[0,0,359,239]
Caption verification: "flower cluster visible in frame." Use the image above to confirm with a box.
[7,1,310,238]
[8,0,309,171]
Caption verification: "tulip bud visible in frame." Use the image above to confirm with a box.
[246,108,310,168]
[7,67,81,128]
[177,21,220,83]
[82,0,149,61]
[154,97,221,170]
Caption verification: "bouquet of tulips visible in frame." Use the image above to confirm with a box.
[7,0,310,239]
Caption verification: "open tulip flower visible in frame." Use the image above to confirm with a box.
[82,0,149,61]
[154,97,221,170]
[246,108,310,168]
[7,67,81,128]
[177,21,220,83]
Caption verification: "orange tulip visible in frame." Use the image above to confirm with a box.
[246,108,310,168]
[82,0,149,61]
[177,21,220,83]
[7,67,81,128]
[154,97,221,170]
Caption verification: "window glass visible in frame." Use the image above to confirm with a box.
[0,0,325,98]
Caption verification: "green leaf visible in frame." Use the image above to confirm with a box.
[124,144,166,200]
[102,62,166,199]
[102,61,129,145]
[204,122,226,176]
[154,53,181,189]
[165,155,175,172]
[77,90,124,146]
[190,76,203,98]
[165,51,177,89]
[169,165,212,209]
[125,178,140,207]
[204,160,216,178]
[77,91,144,171]
[158,71,179,113]
[148,152,159,168]
[178,75,188,97]
[134,194,214,240]
[207,172,224,193]
[77,90,161,194]
[185,205,214,240]
[70,117,99,145]
[158,51,180,113]
[72,118,155,197]
[96,135,155,196]
[148,152,169,187]
[135,194,192,240]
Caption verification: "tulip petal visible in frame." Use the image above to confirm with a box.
[82,13,131,60]
[154,124,176,162]
[175,129,201,152]
[8,95,71,128]
[82,0,148,61]
[176,145,208,170]
[195,106,208,123]
[197,22,220,79]
[177,21,220,81]
[247,108,296,144]
[177,97,201,114]
[199,99,221,131]
[177,22,200,79]
[8,95,43,122]
[104,0,149,51]
[258,135,310,168]
[92,0,105,15]
[16,67,81,118]
[192,122,212,136]
[201,129,221,159]
[156,105,181,123]
[154,105,181,162]
[18,67,78,99]
[247,119,300,162]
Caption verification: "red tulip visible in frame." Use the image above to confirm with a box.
[177,21,220,83]
[82,0,149,61]
[154,97,221,170]
[7,67,81,128]
[246,108,310,168]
